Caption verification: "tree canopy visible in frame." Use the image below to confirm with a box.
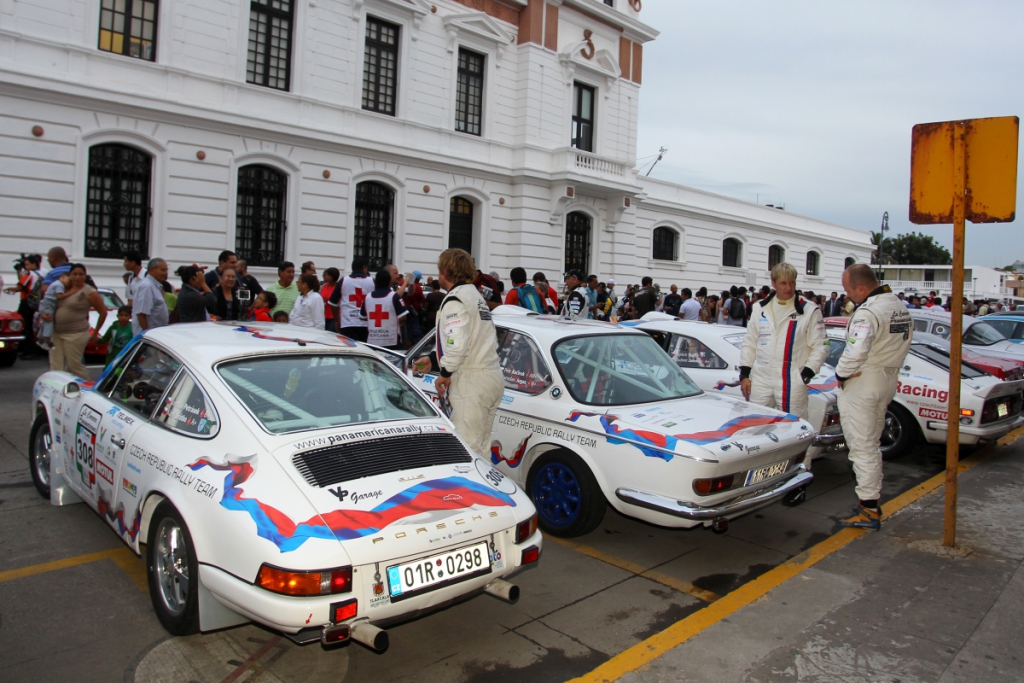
[870,232,952,265]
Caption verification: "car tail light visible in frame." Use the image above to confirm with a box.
[521,546,540,565]
[331,598,358,623]
[693,475,735,496]
[255,564,352,596]
[515,515,538,544]
[822,410,841,428]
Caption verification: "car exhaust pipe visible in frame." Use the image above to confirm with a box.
[320,623,350,647]
[484,578,520,603]
[711,517,729,534]
[351,622,389,652]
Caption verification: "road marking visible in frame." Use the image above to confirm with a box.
[0,545,147,590]
[566,426,1024,683]
[548,537,720,603]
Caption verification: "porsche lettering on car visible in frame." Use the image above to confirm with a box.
[28,322,541,650]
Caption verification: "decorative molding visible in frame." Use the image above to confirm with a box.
[549,183,576,224]
[580,30,595,60]
[648,258,687,272]
[559,44,621,93]
[450,0,522,27]
[353,0,431,39]
[443,12,516,64]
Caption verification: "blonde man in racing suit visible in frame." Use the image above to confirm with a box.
[833,264,913,530]
[429,248,503,456]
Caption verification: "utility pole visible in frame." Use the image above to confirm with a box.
[646,147,668,177]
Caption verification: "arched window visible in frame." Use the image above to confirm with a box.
[845,257,856,269]
[652,226,677,261]
[235,165,287,267]
[85,144,152,259]
[806,251,820,276]
[722,238,741,268]
[355,181,394,271]
[565,212,591,276]
[768,244,785,270]
[449,197,474,253]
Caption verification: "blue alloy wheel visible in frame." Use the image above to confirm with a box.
[533,461,582,528]
[527,450,605,537]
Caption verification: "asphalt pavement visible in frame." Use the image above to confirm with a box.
[0,355,986,683]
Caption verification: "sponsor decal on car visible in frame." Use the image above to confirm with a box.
[97,491,142,542]
[897,381,948,404]
[490,435,531,468]
[96,458,114,485]
[129,444,219,499]
[122,478,138,497]
[292,424,427,451]
[919,407,947,420]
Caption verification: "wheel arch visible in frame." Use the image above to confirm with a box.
[522,440,612,501]
[139,490,169,552]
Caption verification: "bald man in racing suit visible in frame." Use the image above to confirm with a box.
[833,265,913,530]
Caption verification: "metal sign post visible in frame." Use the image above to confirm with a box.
[910,116,1018,548]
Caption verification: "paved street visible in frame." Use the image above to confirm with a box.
[0,357,966,683]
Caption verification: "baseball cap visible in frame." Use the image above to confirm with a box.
[607,278,616,285]
[412,270,422,280]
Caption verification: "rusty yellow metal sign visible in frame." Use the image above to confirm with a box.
[909,116,1018,224]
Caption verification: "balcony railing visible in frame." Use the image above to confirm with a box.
[557,148,631,181]
[883,280,1014,297]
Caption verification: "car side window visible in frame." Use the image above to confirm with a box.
[95,341,141,396]
[913,319,930,334]
[670,335,728,370]
[985,320,1015,339]
[931,322,951,339]
[109,343,182,418]
[407,332,439,375]
[155,370,220,438]
[497,331,551,395]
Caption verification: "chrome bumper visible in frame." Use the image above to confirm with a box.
[814,431,845,446]
[615,468,813,521]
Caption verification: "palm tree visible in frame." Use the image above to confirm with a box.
[870,231,888,265]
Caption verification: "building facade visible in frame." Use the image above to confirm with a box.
[0,0,873,295]
[880,265,1023,304]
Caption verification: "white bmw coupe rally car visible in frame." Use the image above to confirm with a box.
[28,323,541,650]
[823,326,1023,457]
[401,307,816,537]
[622,313,844,460]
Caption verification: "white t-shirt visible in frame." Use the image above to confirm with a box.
[678,298,702,321]
[290,292,325,329]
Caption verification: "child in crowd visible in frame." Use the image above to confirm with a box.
[91,305,134,367]
[34,273,73,350]
[251,291,277,322]
[273,310,289,324]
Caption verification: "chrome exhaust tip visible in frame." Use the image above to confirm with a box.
[351,621,389,652]
[484,578,520,603]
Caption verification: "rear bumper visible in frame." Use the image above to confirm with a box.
[814,431,845,447]
[615,467,813,522]
[924,419,1017,444]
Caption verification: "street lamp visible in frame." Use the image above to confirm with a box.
[876,211,889,280]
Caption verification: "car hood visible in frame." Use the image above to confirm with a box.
[564,394,815,464]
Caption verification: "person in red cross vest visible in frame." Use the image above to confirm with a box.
[331,257,375,342]
[359,268,408,350]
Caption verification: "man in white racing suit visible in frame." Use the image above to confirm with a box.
[430,248,504,457]
[833,264,913,530]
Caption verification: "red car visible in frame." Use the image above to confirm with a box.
[0,309,26,367]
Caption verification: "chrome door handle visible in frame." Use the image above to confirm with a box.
[110,435,126,449]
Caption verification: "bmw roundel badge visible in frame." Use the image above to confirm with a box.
[551,387,562,399]
[767,433,779,442]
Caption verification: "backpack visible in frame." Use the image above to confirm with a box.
[728,297,746,320]
[24,273,43,311]
[514,283,545,313]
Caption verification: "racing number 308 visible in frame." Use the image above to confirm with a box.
[405,548,483,586]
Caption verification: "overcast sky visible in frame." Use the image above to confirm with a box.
[635,0,1023,268]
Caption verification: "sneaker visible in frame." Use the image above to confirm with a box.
[833,505,881,531]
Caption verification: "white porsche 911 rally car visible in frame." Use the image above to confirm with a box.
[823,326,1023,458]
[623,313,844,460]
[401,307,816,537]
[29,323,541,649]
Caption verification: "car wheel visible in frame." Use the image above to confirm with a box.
[527,450,605,538]
[28,413,52,499]
[0,352,16,367]
[880,402,917,460]
[147,502,200,636]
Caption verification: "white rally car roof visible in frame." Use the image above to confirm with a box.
[625,314,747,340]
[490,308,647,340]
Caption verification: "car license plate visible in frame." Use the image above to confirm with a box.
[744,459,789,486]
[997,402,1009,418]
[387,541,491,601]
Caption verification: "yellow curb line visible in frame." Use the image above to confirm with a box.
[567,424,1024,683]
[0,545,147,590]
[548,537,720,603]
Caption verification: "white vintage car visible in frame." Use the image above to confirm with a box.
[822,326,1023,457]
[401,308,816,537]
[28,322,541,650]
[622,313,844,460]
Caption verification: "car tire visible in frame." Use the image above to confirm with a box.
[880,402,917,460]
[0,352,16,367]
[28,413,53,499]
[527,449,605,538]
[147,502,200,636]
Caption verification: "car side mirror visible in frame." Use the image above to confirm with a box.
[61,381,81,399]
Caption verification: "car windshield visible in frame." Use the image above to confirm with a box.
[825,338,986,379]
[963,322,1007,346]
[552,334,702,406]
[99,290,124,310]
[218,354,435,434]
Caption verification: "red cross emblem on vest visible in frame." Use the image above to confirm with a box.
[349,287,366,307]
[368,304,390,328]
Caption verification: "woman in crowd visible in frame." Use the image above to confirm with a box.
[320,267,340,331]
[214,267,245,321]
[175,265,216,323]
[49,263,107,377]
[716,290,730,324]
[290,274,324,329]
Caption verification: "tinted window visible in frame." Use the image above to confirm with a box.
[963,322,1007,346]
[669,335,729,370]
[109,344,182,417]
[498,331,551,395]
[984,320,1019,339]
[156,371,219,437]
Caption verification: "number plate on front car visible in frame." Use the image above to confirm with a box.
[386,541,491,602]
[744,459,789,486]
[997,402,1009,418]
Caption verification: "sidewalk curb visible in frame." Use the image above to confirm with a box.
[566,425,1024,683]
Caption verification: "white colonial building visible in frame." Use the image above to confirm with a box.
[0,0,872,295]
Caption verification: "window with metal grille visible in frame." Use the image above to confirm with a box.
[845,257,855,269]
[769,244,785,269]
[247,0,293,91]
[806,251,820,276]
[98,0,158,61]
[652,226,677,261]
[355,182,394,271]
[449,196,474,253]
[572,82,595,152]
[722,238,741,268]
[455,48,484,136]
[363,17,399,116]
[85,144,152,259]
[565,212,592,276]
[235,165,287,267]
